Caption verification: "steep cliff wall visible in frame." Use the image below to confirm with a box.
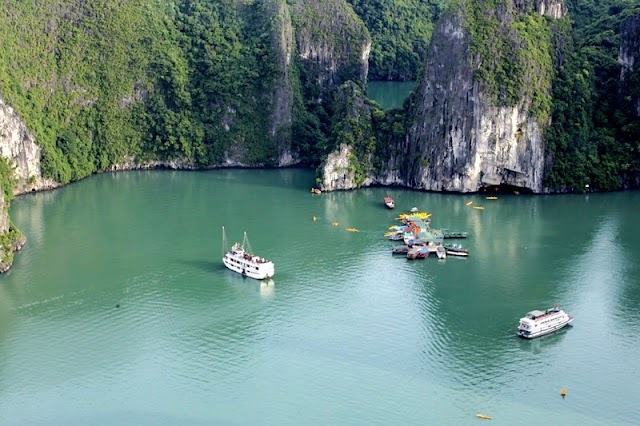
[400,0,565,193]
[0,99,58,194]
[289,0,371,100]
[267,0,298,166]
[319,0,566,193]
[619,14,640,116]
[0,190,26,273]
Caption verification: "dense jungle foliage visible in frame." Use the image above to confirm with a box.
[0,0,638,193]
[544,1,640,191]
[0,0,288,185]
[347,0,446,81]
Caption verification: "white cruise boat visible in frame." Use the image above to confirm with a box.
[517,306,573,338]
[222,228,274,280]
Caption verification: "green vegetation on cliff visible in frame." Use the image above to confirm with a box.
[347,0,445,81]
[462,0,554,121]
[544,2,640,191]
[0,0,290,183]
[0,0,638,194]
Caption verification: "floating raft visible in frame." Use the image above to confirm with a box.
[395,212,432,220]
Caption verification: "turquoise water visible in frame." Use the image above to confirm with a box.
[367,81,416,110]
[1,169,639,425]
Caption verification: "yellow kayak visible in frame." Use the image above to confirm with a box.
[475,413,492,420]
[466,201,473,206]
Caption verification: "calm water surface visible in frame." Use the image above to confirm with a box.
[1,169,639,425]
[367,81,416,110]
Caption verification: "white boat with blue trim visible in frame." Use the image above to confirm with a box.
[517,306,573,339]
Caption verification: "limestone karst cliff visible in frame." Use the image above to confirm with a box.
[319,0,566,193]
[619,14,640,116]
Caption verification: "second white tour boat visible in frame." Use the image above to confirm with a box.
[222,227,275,280]
[517,306,573,338]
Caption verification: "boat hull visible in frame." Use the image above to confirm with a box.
[517,316,573,339]
[222,256,275,280]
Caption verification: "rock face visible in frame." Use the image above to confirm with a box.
[0,98,59,194]
[402,15,543,192]
[290,0,371,100]
[267,0,298,166]
[619,14,640,116]
[319,0,565,193]
[0,190,26,273]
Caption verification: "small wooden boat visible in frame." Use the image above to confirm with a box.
[473,206,485,210]
[486,196,498,200]
[311,187,322,194]
[466,201,473,206]
[391,245,409,255]
[345,227,359,232]
[384,196,395,209]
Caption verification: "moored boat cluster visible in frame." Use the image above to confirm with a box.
[384,199,470,260]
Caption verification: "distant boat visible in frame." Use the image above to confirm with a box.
[311,188,322,194]
[517,306,573,339]
[384,196,395,209]
[473,206,485,210]
[410,207,418,213]
[442,229,469,239]
[486,196,498,200]
[444,243,469,257]
[221,227,274,280]
[391,245,409,255]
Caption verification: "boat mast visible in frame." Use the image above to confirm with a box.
[222,226,227,255]
[243,231,254,254]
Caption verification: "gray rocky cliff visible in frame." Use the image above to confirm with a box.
[0,98,59,194]
[320,81,376,191]
[319,0,565,193]
[290,0,371,100]
[0,97,44,273]
[619,14,640,116]
[267,0,298,166]
[401,0,567,193]
[0,190,26,274]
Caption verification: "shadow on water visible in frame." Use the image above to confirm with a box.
[175,259,223,274]
[515,325,572,355]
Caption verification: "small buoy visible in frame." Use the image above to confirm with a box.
[560,388,567,398]
[475,413,492,420]
[313,216,317,222]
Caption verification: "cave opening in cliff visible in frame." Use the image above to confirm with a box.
[479,184,533,195]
